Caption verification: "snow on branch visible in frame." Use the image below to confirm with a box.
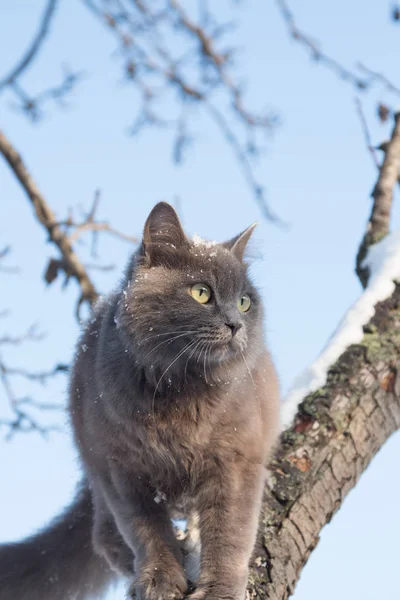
[282,230,400,429]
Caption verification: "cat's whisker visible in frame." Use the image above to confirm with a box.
[152,339,198,404]
[196,341,204,365]
[241,351,261,415]
[184,340,202,382]
[141,328,197,343]
[241,351,255,388]
[203,344,209,384]
[197,339,210,366]
[205,343,214,384]
[144,331,196,358]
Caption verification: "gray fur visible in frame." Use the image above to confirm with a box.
[0,202,280,600]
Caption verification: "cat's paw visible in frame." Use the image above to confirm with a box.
[129,561,188,600]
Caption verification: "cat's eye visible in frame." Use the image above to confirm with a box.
[191,283,211,304]
[238,294,251,312]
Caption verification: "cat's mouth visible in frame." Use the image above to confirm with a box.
[196,334,244,362]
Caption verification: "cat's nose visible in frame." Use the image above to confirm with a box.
[225,322,242,337]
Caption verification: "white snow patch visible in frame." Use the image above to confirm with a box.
[192,233,218,248]
[154,490,167,504]
[281,230,400,430]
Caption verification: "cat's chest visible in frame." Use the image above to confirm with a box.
[121,402,216,483]
[145,409,210,461]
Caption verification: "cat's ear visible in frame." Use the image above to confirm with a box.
[141,202,187,264]
[223,223,257,261]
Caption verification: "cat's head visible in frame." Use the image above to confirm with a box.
[116,203,264,386]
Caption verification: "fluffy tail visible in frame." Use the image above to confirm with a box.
[0,482,115,600]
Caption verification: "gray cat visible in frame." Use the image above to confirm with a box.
[0,202,280,600]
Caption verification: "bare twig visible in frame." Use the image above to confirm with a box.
[0,0,59,92]
[0,324,44,345]
[0,0,83,121]
[4,363,68,385]
[0,244,67,437]
[82,0,280,221]
[0,352,66,439]
[276,0,367,89]
[357,63,400,96]
[0,246,19,274]
[355,97,380,169]
[205,103,284,224]
[61,191,137,250]
[0,129,99,316]
[276,0,400,97]
[9,69,85,122]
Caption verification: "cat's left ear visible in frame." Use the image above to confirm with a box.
[141,202,188,264]
[223,223,257,261]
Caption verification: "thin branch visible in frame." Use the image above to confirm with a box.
[0,246,11,260]
[84,262,115,272]
[276,0,400,98]
[0,0,59,93]
[0,245,19,274]
[356,111,400,286]
[0,324,44,345]
[9,68,85,122]
[47,191,137,263]
[354,97,380,170]
[0,1,83,120]
[82,0,280,222]
[357,62,400,96]
[275,0,367,89]
[0,129,99,315]
[0,354,65,439]
[63,194,138,248]
[0,269,68,437]
[4,363,68,385]
[205,102,284,225]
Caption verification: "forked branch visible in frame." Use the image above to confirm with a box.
[0,129,99,315]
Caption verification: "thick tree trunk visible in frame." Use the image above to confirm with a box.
[248,284,400,599]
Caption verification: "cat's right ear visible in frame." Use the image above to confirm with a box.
[141,202,188,265]
[223,223,257,261]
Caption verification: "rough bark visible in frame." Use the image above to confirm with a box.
[248,285,400,599]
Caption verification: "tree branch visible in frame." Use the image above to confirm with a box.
[59,190,137,252]
[276,0,400,97]
[0,248,68,438]
[356,112,400,287]
[354,97,380,170]
[0,129,99,315]
[248,107,400,599]
[0,0,59,93]
[82,0,280,222]
[0,344,67,440]
[275,0,367,89]
[250,288,400,598]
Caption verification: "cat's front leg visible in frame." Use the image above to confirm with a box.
[99,472,188,600]
[189,460,265,600]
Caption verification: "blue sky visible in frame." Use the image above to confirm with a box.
[0,1,399,599]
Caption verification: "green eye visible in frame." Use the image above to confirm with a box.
[238,294,251,312]
[191,283,211,304]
